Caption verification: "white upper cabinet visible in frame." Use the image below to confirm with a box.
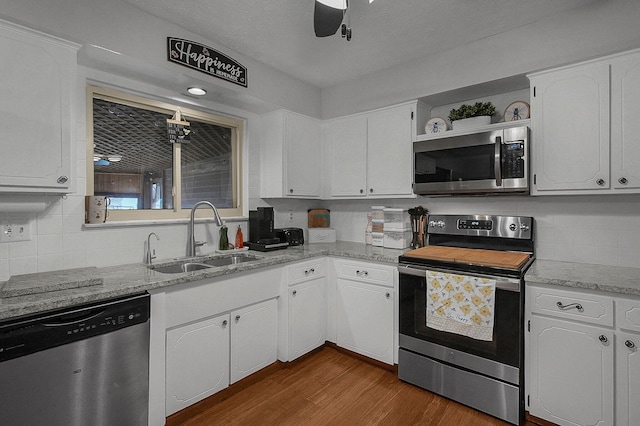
[260,110,321,198]
[529,49,640,195]
[610,52,640,190]
[529,62,610,193]
[0,20,78,193]
[322,103,416,198]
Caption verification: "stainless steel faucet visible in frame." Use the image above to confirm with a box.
[145,232,159,265]
[188,201,224,257]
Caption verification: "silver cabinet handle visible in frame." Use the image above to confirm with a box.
[235,315,241,322]
[556,301,584,312]
[599,335,609,344]
[596,178,606,186]
[222,320,228,327]
[618,177,628,185]
[292,290,297,296]
[625,340,636,349]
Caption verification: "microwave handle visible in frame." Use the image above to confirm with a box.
[494,135,502,186]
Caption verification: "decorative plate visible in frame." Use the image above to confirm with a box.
[425,117,448,134]
[504,101,530,121]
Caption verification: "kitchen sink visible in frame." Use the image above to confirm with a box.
[151,253,261,274]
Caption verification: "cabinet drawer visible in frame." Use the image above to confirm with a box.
[333,259,395,288]
[530,285,613,327]
[287,259,326,286]
[616,297,640,333]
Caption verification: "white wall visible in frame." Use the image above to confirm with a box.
[322,0,640,118]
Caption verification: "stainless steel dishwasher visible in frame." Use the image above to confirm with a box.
[0,292,150,426]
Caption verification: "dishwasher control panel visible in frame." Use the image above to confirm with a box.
[0,293,150,362]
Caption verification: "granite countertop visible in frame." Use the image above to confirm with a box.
[525,259,640,296]
[0,241,408,321]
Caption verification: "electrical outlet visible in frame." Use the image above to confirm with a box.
[0,222,31,243]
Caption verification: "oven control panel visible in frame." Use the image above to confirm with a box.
[457,219,492,230]
[427,214,533,240]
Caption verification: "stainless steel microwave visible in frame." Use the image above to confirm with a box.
[413,125,529,196]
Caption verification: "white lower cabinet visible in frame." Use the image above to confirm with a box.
[166,314,230,415]
[616,331,640,426]
[528,316,614,426]
[165,298,278,416]
[526,284,640,426]
[334,259,395,365]
[230,299,278,383]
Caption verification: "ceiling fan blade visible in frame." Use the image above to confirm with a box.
[314,1,345,37]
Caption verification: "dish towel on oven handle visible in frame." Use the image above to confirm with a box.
[425,270,496,341]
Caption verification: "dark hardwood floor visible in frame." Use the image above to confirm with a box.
[168,346,539,426]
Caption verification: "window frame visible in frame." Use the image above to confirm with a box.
[86,85,243,221]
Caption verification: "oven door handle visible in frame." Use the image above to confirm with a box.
[397,264,521,292]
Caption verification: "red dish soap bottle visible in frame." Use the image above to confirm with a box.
[235,225,244,249]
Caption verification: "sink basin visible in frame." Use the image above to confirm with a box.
[203,254,260,267]
[152,253,261,274]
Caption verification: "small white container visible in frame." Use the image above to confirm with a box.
[371,206,386,221]
[383,228,412,249]
[383,208,410,230]
[308,228,336,243]
[371,232,384,247]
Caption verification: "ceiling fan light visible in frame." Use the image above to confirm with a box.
[314,0,347,37]
[317,0,347,10]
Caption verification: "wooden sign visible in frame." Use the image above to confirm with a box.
[167,111,191,144]
[167,37,247,88]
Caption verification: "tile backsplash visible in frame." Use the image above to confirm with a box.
[2,193,640,281]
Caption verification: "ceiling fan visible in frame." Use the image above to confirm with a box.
[314,0,373,41]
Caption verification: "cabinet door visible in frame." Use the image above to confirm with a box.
[611,53,640,190]
[528,316,613,426]
[285,113,321,197]
[530,63,610,192]
[0,22,77,192]
[165,314,230,415]
[336,278,394,364]
[616,331,640,426]
[325,116,368,197]
[366,105,414,196]
[230,298,278,383]
[289,278,326,360]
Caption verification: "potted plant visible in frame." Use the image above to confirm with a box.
[448,101,496,130]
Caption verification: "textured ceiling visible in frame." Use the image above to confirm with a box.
[121,0,598,88]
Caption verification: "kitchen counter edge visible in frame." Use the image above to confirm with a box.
[0,242,407,321]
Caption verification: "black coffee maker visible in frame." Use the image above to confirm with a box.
[247,207,289,251]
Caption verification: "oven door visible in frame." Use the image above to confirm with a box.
[398,264,523,384]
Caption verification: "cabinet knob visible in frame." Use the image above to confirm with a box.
[369,188,374,193]
[599,334,609,345]
[235,315,241,322]
[57,175,68,184]
[360,189,364,194]
[596,178,606,186]
[289,188,294,194]
[619,177,628,185]
[292,290,297,296]
[556,301,583,312]
[625,340,636,349]
[385,292,390,299]
[222,320,228,327]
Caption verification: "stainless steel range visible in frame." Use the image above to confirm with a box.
[397,214,534,425]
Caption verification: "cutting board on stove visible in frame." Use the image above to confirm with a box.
[404,246,530,270]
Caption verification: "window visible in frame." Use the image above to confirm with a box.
[87,86,243,221]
